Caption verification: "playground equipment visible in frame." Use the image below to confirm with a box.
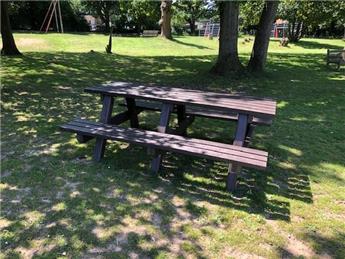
[272,19,288,38]
[199,22,220,37]
[40,0,64,33]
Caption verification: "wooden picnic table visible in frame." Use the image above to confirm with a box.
[60,81,276,192]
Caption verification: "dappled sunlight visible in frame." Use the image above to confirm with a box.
[277,145,302,157]
[2,34,345,257]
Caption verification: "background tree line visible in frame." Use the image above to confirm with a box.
[2,0,344,75]
[6,0,345,39]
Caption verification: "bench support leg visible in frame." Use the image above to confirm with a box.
[151,103,173,173]
[227,114,248,192]
[76,134,93,143]
[176,104,187,136]
[126,97,139,128]
[244,123,256,147]
[93,95,114,162]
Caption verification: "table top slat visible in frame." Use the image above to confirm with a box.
[85,82,276,118]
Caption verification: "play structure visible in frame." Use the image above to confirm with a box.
[40,0,64,33]
[199,22,220,37]
[272,19,288,38]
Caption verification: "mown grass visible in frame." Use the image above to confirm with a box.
[1,33,345,258]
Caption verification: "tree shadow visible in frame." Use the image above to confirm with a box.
[171,37,212,50]
[270,38,344,50]
[292,39,345,50]
[2,50,344,257]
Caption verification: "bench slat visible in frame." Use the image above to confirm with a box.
[72,118,267,156]
[69,120,267,162]
[60,119,268,170]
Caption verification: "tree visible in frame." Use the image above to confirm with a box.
[175,0,207,35]
[278,0,345,41]
[83,1,118,32]
[159,0,173,39]
[240,1,264,32]
[118,0,160,33]
[1,1,21,56]
[8,1,88,32]
[248,1,279,72]
[211,1,242,75]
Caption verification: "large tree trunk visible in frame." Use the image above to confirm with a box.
[159,0,172,39]
[1,1,21,56]
[104,12,110,33]
[211,1,242,75]
[248,1,279,72]
[189,20,196,35]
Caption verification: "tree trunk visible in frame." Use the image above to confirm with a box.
[211,1,242,75]
[288,12,302,42]
[248,1,279,72]
[1,1,21,56]
[104,13,110,33]
[189,19,196,35]
[159,0,172,39]
[105,26,112,54]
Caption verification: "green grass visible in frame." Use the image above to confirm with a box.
[1,33,345,258]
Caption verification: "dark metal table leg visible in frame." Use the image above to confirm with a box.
[93,95,114,162]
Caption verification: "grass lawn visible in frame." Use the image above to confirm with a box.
[1,33,345,258]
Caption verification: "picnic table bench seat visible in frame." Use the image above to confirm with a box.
[60,119,268,170]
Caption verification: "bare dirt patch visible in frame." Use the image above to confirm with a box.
[267,219,317,258]
[16,38,47,48]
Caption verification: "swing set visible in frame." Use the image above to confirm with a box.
[40,0,64,33]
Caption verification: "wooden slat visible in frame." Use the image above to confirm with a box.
[85,82,276,118]
[71,118,267,157]
[119,100,272,126]
[62,122,267,169]
[60,119,268,170]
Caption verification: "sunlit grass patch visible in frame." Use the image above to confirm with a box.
[1,33,345,258]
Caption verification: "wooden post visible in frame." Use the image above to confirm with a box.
[54,2,59,32]
[227,113,248,192]
[151,103,173,173]
[57,0,63,33]
[45,0,57,33]
[40,1,54,32]
[93,95,114,161]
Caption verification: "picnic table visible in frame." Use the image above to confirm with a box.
[60,82,276,192]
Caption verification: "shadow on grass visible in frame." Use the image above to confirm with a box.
[171,37,212,50]
[293,39,345,50]
[270,38,344,50]
[1,50,344,257]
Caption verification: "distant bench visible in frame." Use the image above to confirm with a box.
[141,30,159,37]
[326,49,345,69]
